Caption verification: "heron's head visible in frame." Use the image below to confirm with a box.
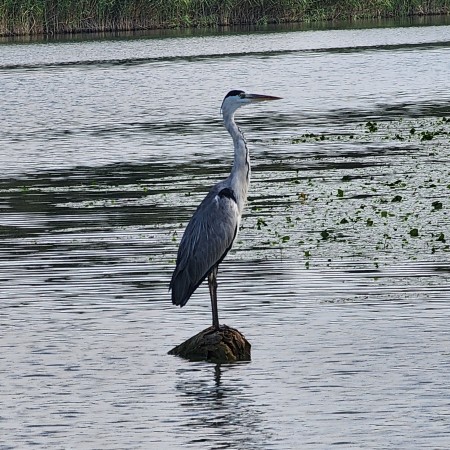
[221,90,281,116]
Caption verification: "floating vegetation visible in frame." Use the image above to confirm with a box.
[437,233,446,242]
[365,121,378,132]
[158,115,449,269]
[234,115,450,266]
[432,201,443,210]
[320,230,331,240]
[256,217,267,230]
[291,133,328,144]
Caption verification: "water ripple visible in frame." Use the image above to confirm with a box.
[1,23,450,450]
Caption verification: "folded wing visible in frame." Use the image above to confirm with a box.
[170,188,239,307]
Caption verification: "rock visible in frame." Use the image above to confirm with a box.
[168,324,251,363]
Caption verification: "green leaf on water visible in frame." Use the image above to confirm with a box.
[437,233,446,242]
[321,230,330,240]
[365,121,378,132]
[256,217,267,230]
[337,189,344,197]
[432,201,443,210]
[391,195,403,202]
[409,228,419,237]
[420,130,435,141]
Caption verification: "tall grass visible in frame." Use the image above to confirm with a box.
[0,0,449,36]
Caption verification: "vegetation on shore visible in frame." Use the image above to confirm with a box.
[0,0,449,36]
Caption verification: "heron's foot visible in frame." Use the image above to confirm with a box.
[206,323,228,334]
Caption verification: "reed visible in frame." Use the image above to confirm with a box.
[0,0,449,36]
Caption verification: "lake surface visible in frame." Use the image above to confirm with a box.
[1,19,450,449]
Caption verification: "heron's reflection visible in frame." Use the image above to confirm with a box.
[214,364,221,387]
[174,362,271,449]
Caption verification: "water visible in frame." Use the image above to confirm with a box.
[1,19,450,449]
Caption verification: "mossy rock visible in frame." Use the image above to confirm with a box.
[169,325,251,363]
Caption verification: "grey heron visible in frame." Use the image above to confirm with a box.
[170,90,281,330]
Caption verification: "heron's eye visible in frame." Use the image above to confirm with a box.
[239,93,245,99]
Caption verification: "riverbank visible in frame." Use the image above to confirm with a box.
[0,0,449,37]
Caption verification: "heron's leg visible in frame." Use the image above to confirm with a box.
[208,266,220,330]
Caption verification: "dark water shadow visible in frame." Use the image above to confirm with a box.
[2,38,449,72]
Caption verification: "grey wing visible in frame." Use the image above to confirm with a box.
[170,189,240,307]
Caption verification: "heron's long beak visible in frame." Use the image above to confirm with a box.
[245,93,282,102]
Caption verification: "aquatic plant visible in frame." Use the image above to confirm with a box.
[240,115,450,266]
[1,0,449,36]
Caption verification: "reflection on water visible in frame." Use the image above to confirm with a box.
[1,20,450,449]
[174,364,270,449]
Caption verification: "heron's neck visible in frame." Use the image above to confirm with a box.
[224,111,250,212]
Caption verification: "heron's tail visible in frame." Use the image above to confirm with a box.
[170,269,194,307]
[170,264,209,307]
